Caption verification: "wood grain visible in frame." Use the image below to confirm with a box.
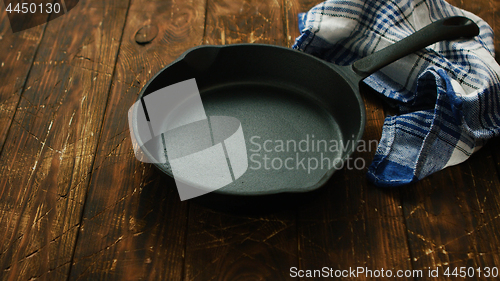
[403,150,500,280]
[0,9,45,155]
[0,0,499,280]
[462,146,500,272]
[183,1,299,280]
[185,209,298,281]
[397,0,500,279]
[285,0,413,279]
[284,0,318,47]
[203,0,285,46]
[295,88,413,279]
[4,0,57,33]
[401,147,500,279]
[461,0,500,274]
[68,0,206,279]
[0,0,129,280]
[450,0,500,57]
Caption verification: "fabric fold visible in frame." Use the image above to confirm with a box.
[293,0,500,187]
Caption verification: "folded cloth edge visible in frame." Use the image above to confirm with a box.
[293,0,500,187]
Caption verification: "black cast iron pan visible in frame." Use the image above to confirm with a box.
[130,16,479,212]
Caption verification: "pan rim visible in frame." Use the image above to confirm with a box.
[131,43,366,196]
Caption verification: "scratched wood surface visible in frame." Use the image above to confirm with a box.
[404,0,500,277]
[0,6,46,154]
[0,0,499,280]
[68,0,205,279]
[184,1,299,281]
[0,1,129,280]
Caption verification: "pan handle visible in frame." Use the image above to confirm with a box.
[351,16,479,79]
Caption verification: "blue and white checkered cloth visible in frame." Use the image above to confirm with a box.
[293,0,500,187]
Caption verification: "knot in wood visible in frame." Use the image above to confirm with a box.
[135,25,159,44]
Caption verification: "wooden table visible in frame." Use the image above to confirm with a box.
[1,0,500,280]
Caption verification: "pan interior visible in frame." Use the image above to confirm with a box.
[138,45,364,195]
[155,81,345,195]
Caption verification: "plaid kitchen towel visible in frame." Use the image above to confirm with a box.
[293,0,500,187]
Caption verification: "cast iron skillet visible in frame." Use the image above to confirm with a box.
[131,16,479,211]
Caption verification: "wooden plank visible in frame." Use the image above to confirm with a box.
[4,0,65,33]
[465,141,500,272]
[401,172,478,276]
[295,90,413,279]
[401,146,500,279]
[0,8,46,154]
[452,5,500,273]
[185,209,298,280]
[0,0,129,280]
[68,0,206,280]
[203,0,286,46]
[286,0,413,279]
[399,0,500,279]
[448,0,500,57]
[183,0,299,280]
[284,0,318,47]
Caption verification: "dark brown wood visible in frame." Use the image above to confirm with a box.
[468,141,500,270]
[4,0,57,33]
[0,0,499,280]
[185,208,298,281]
[449,0,500,57]
[0,0,129,280]
[134,24,158,44]
[295,73,412,280]
[0,9,45,153]
[286,0,412,279]
[401,146,500,280]
[284,0,318,47]
[68,0,206,280]
[398,1,500,280]
[203,0,286,46]
[183,1,299,281]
